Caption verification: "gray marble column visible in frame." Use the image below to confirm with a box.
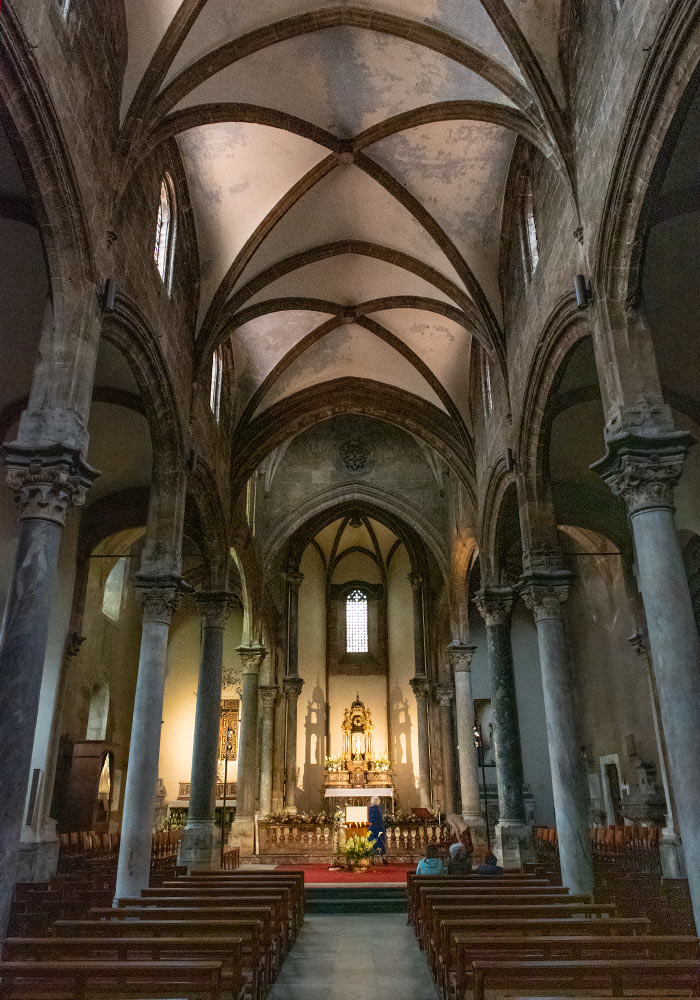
[474,588,534,868]
[628,629,686,878]
[408,573,427,676]
[283,676,304,814]
[114,575,182,901]
[0,445,95,939]
[522,575,593,894]
[232,643,266,854]
[410,676,432,809]
[285,571,304,677]
[448,643,486,841]
[258,685,279,819]
[594,432,700,927]
[179,592,233,870]
[437,686,456,814]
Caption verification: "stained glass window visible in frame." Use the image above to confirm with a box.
[346,589,368,653]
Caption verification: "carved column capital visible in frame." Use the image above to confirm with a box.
[285,570,304,592]
[195,590,235,628]
[447,641,477,673]
[237,642,267,675]
[259,684,279,708]
[408,571,424,592]
[591,430,693,517]
[437,684,455,708]
[3,442,98,525]
[410,675,430,704]
[283,675,304,700]
[134,573,184,625]
[473,587,514,627]
[520,572,571,624]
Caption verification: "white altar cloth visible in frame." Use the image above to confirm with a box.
[324,787,393,798]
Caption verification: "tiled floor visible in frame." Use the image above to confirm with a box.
[269,912,439,1000]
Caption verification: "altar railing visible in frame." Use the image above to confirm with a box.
[257,819,452,858]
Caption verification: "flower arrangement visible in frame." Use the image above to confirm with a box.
[384,809,423,825]
[260,811,331,826]
[341,832,376,867]
[371,754,391,773]
[324,755,345,773]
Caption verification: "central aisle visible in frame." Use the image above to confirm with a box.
[268,912,439,1000]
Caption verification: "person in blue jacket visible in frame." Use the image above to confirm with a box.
[416,843,445,875]
[368,795,387,863]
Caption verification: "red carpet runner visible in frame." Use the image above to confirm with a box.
[275,863,413,883]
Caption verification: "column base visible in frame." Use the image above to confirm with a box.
[15,837,60,883]
[177,820,221,871]
[230,816,256,856]
[493,821,535,870]
[659,832,687,879]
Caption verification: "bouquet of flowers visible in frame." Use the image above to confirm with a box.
[324,754,345,773]
[372,754,391,773]
[341,833,376,865]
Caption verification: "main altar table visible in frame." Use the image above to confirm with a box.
[324,787,393,805]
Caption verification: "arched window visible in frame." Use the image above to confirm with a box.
[59,0,71,17]
[481,351,493,418]
[346,589,368,653]
[102,557,126,623]
[210,346,223,422]
[522,176,539,280]
[153,175,176,288]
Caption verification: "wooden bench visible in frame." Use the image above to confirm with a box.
[55,919,265,1000]
[143,884,300,938]
[454,936,700,1000]
[470,958,700,1000]
[167,875,305,926]
[407,874,551,923]
[0,959,223,1000]
[3,937,245,999]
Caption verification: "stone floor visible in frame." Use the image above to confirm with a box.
[268,912,439,1000]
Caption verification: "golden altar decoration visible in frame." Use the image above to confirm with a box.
[324,695,392,790]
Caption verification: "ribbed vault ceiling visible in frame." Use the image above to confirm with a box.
[120,1,568,446]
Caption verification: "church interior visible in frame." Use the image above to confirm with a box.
[2,1,700,997]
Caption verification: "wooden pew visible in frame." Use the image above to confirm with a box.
[406,874,552,924]
[0,959,223,1000]
[418,892,595,949]
[470,957,700,1000]
[55,919,264,1000]
[3,936,245,1000]
[454,935,699,1000]
[146,883,300,938]
[91,906,278,987]
[434,917,652,997]
[168,874,305,926]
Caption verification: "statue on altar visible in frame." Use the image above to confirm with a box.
[324,695,392,790]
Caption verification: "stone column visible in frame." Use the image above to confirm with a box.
[474,589,534,868]
[285,571,304,677]
[178,592,233,871]
[231,643,266,854]
[0,444,95,938]
[437,685,456,814]
[409,572,427,676]
[628,629,686,878]
[409,676,432,809]
[522,575,593,894]
[283,676,304,814]
[594,432,700,927]
[258,686,279,819]
[114,575,182,901]
[448,642,486,842]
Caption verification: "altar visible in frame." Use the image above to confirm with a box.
[323,695,393,796]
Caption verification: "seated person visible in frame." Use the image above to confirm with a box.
[447,841,473,874]
[416,843,445,875]
[476,851,503,875]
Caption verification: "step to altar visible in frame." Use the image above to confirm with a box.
[305,886,406,913]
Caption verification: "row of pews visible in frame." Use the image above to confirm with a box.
[407,870,700,999]
[1,863,298,1000]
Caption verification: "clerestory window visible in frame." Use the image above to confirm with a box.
[102,557,126,623]
[481,352,493,418]
[346,589,368,653]
[154,175,176,289]
[522,176,539,281]
[210,346,223,423]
